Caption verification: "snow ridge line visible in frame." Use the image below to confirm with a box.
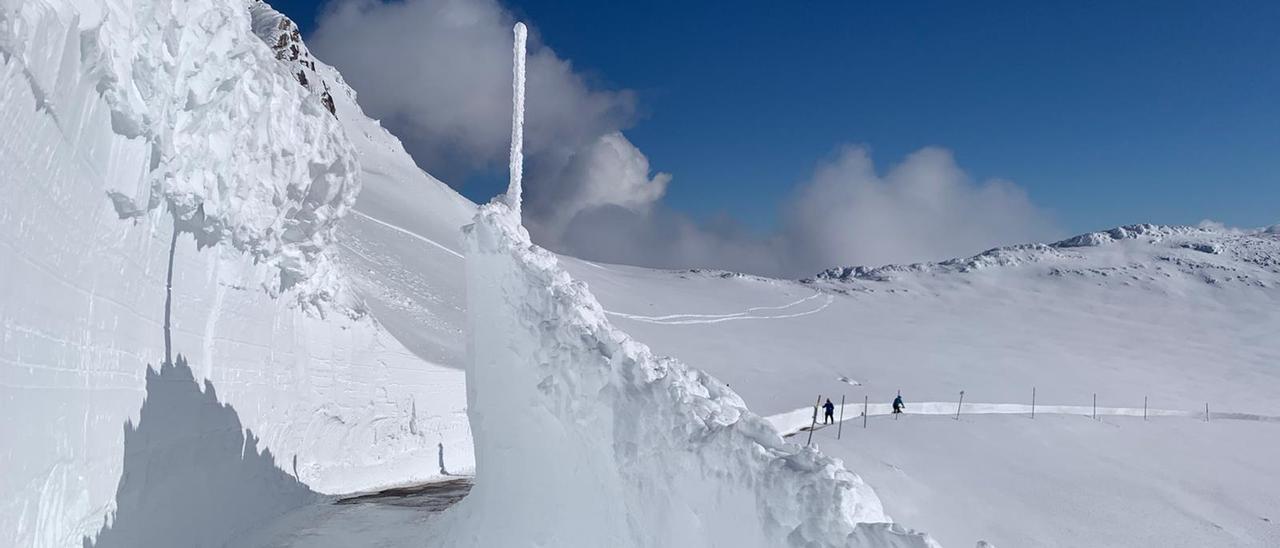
[606,292,833,324]
[768,402,1280,437]
[348,210,464,259]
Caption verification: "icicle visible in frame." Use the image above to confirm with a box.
[506,22,528,218]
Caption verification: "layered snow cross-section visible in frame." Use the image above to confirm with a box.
[1,0,360,299]
[444,196,939,547]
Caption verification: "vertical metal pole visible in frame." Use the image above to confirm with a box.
[863,395,869,429]
[1031,387,1036,419]
[955,390,965,420]
[1093,393,1097,420]
[806,395,821,447]
[1206,403,1210,423]
[837,395,846,439]
[1143,396,1147,421]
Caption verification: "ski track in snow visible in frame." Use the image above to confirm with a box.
[606,292,833,324]
[349,210,463,259]
[341,212,835,327]
[769,402,1280,437]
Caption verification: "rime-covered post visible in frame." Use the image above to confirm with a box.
[837,395,846,439]
[505,22,528,217]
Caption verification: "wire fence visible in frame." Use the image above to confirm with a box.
[786,388,1280,443]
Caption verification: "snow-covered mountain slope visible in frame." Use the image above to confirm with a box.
[566,224,1280,419]
[0,2,469,546]
[558,225,1280,547]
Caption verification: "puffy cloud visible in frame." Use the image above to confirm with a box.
[780,146,1060,273]
[555,146,1058,278]
[526,132,671,241]
[309,0,634,182]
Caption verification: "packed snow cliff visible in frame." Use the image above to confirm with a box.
[438,198,938,547]
[1,1,468,546]
[4,0,359,300]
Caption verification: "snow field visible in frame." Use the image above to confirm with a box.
[561,234,1280,547]
[819,414,1280,547]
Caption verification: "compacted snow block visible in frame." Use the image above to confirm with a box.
[442,201,937,547]
[1,0,360,300]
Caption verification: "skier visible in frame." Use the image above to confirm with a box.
[823,398,836,424]
[892,394,905,415]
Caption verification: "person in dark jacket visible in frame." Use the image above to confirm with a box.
[892,394,905,414]
[823,398,836,424]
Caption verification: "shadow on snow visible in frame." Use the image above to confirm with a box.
[84,355,316,548]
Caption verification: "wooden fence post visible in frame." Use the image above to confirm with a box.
[1093,393,1097,420]
[863,395,869,429]
[1031,387,1036,419]
[837,395,846,439]
[806,395,821,446]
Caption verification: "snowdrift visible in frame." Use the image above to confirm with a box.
[1,2,468,546]
[437,200,937,547]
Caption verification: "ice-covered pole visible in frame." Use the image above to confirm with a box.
[505,22,528,218]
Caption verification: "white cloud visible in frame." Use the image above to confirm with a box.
[310,1,1058,278]
[555,145,1058,278]
[309,0,634,181]
[527,132,671,241]
[781,146,1060,273]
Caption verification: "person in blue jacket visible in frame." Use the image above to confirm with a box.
[822,398,836,424]
[892,394,905,414]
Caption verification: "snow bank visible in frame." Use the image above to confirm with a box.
[2,0,360,298]
[437,200,936,547]
[1,2,469,546]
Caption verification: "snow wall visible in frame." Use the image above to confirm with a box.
[1,1,468,546]
[441,200,939,547]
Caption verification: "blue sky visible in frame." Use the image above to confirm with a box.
[280,0,1278,239]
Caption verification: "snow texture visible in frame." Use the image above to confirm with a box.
[563,221,1280,548]
[440,199,936,547]
[3,0,360,300]
[1,2,469,546]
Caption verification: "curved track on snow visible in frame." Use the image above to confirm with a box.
[605,292,834,325]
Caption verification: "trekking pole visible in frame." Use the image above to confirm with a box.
[893,389,900,420]
[863,395,869,429]
[1031,386,1036,419]
[837,395,846,439]
[955,390,965,420]
[806,395,821,447]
